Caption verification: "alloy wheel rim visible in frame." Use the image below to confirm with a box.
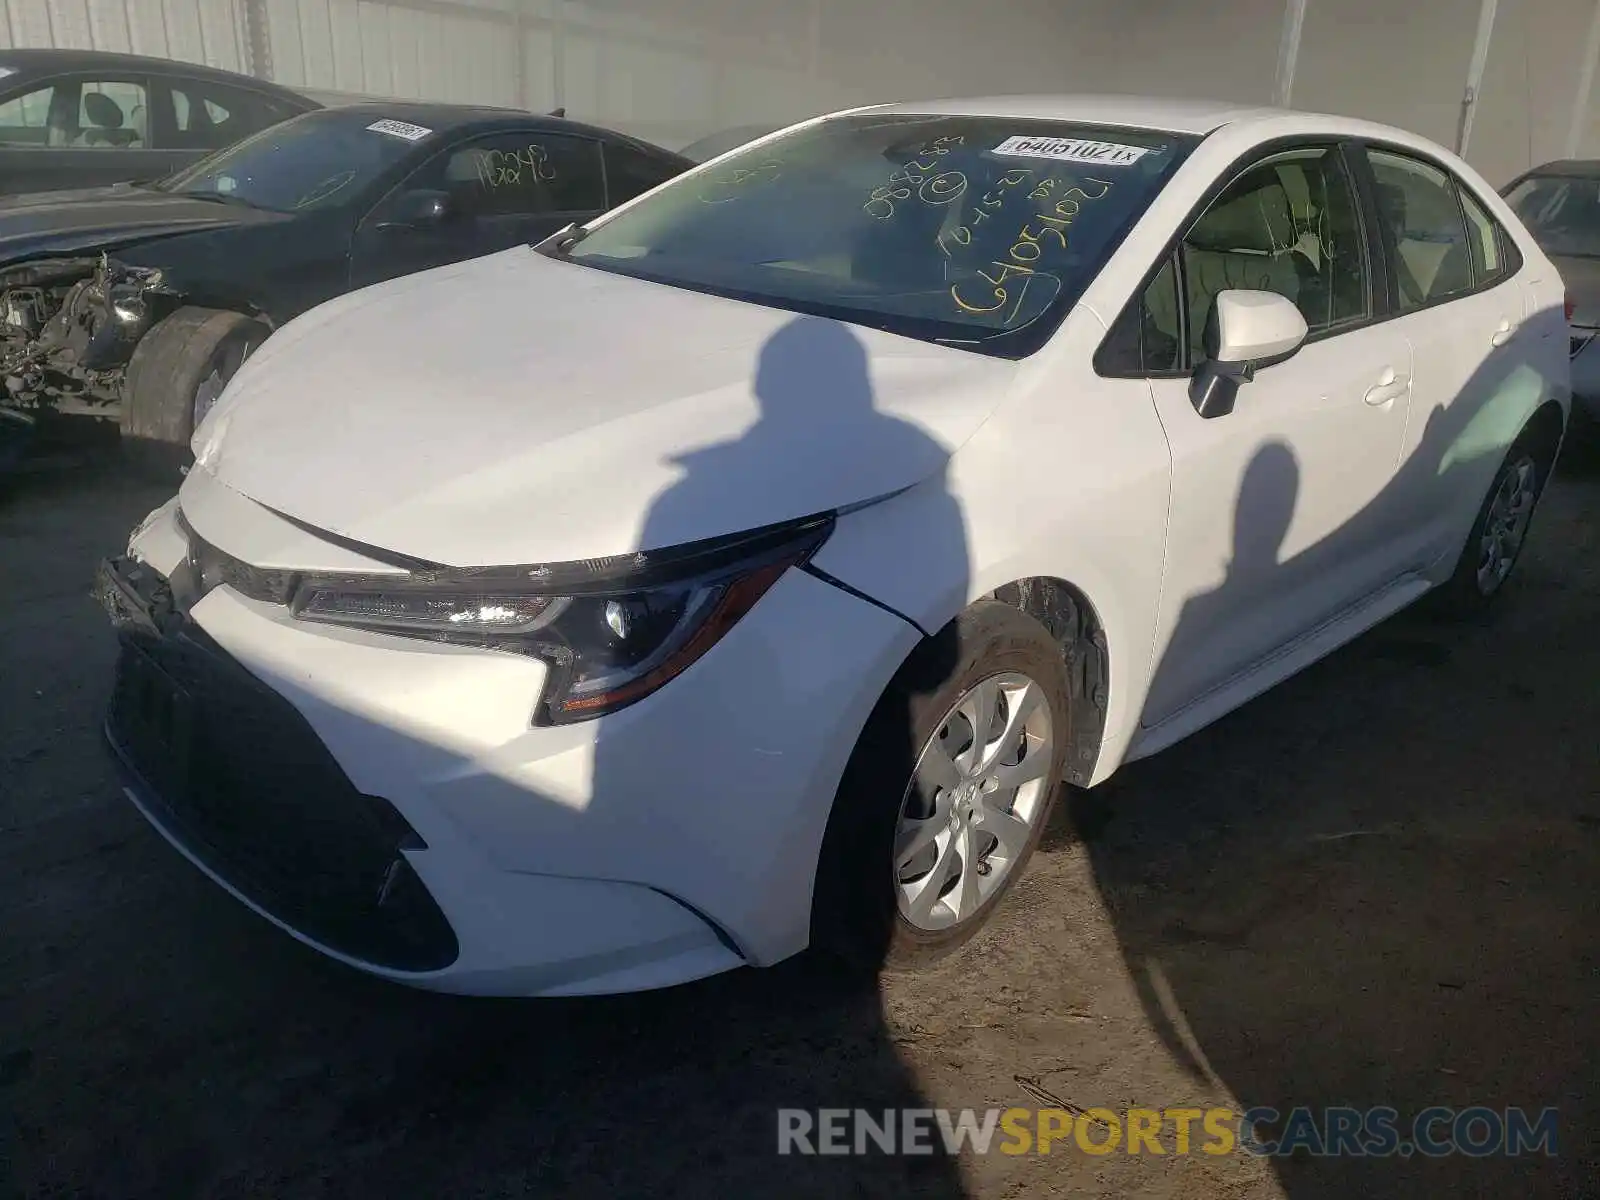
[1476,456,1537,595]
[193,366,225,427]
[893,671,1054,932]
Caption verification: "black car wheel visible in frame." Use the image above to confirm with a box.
[121,307,266,477]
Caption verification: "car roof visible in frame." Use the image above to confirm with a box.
[307,101,692,157]
[0,47,316,105]
[1517,159,1600,179]
[862,93,1295,136]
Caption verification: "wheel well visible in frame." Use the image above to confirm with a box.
[988,577,1108,787]
[1521,400,1566,470]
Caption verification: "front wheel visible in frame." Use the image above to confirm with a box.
[120,307,266,478]
[811,600,1071,974]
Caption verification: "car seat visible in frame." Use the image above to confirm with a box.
[1183,176,1302,355]
[76,91,137,148]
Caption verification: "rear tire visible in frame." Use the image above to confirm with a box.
[120,307,265,478]
[811,600,1071,975]
[1428,422,1556,619]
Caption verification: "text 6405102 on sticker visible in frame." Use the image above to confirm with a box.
[991,136,1151,167]
[367,119,433,142]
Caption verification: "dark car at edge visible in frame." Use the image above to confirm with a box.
[0,47,318,197]
[0,101,693,469]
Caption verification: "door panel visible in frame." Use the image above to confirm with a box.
[1364,148,1543,575]
[1144,327,1412,725]
[1138,142,1413,726]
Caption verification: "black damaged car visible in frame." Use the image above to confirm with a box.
[0,101,692,469]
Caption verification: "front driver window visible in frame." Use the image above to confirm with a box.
[1180,146,1370,367]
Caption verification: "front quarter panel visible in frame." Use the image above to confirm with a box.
[810,306,1174,784]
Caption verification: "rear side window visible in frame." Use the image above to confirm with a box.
[167,80,301,150]
[1457,185,1520,287]
[1366,149,1474,312]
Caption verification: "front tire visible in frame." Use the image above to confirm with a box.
[120,307,265,478]
[811,600,1071,974]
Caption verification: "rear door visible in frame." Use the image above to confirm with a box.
[1359,146,1537,572]
[348,128,607,289]
[0,73,173,194]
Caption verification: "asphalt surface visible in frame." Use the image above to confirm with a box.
[1,451,1596,1199]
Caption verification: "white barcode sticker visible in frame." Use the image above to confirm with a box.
[992,135,1151,167]
[366,119,433,142]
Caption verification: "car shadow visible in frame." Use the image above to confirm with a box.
[1060,325,1599,1195]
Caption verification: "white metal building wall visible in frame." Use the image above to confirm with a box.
[5,0,1600,181]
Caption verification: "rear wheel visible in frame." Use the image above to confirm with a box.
[120,307,265,477]
[811,600,1071,974]
[1430,423,1556,617]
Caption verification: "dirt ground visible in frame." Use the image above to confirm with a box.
[1,451,1596,1200]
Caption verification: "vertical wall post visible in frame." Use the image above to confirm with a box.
[1565,0,1600,158]
[1456,0,1500,157]
[513,0,528,109]
[240,0,272,79]
[1273,0,1309,108]
[550,0,566,113]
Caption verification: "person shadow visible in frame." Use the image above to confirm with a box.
[568,313,973,1196]
[1069,335,1595,1199]
[1137,441,1302,730]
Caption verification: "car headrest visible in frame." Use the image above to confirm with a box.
[83,92,124,130]
[1189,179,1295,254]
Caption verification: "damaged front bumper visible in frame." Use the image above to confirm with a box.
[3,255,173,417]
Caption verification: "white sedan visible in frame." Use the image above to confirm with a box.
[99,95,1570,996]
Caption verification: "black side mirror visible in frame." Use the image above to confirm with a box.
[378,188,455,231]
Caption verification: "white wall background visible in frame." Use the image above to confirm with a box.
[5,0,1600,181]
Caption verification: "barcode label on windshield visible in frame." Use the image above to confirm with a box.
[367,119,433,141]
[991,136,1151,167]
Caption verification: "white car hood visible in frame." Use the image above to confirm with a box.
[196,246,1016,567]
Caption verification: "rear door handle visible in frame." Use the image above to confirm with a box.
[1491,318,1517,347]
[1363,366,1411,406]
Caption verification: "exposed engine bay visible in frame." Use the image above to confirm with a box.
[1,255,176,421]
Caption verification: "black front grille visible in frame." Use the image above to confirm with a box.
[107,622,459,973]
[192,531,301,605]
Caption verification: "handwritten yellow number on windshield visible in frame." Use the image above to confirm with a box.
[951,282,1008,314]
[919,172,967,205]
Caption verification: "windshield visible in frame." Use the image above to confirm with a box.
[1504,173,1600,258]
[560,114,1195,355]
[157,109,436,212]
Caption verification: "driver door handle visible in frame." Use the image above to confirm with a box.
[1363,365,1411,407]
[1490,318,1517,347]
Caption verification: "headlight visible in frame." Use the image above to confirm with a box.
[290,515,834,724]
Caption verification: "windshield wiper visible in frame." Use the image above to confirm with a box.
[536,222,590,256]
[178,191,269,211]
